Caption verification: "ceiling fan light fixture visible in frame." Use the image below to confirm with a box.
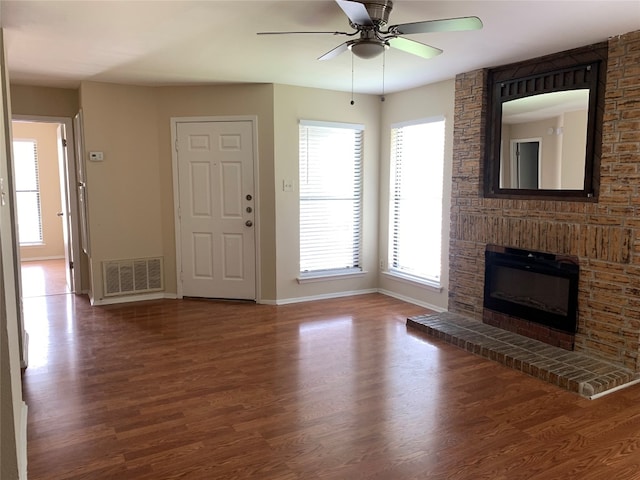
[349,39,388,59]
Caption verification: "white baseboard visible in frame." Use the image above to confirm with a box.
[19,401,28,479]
[589,377,640,400]
[85,289,441,312]
[91,292,177,306]
[377,288,447,312]
[271,288,378,305]
[20,255,65,262]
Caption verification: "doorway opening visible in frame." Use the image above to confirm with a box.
[11,116,81,298]
[509,139,541,189]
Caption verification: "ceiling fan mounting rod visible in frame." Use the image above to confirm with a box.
[356,0,394,26]
[358,27,394,42]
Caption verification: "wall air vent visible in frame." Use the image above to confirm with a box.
[102,257,163,297]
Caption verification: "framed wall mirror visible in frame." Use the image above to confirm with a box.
[484,44,607,200]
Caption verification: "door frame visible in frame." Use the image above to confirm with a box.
[170,115,261,301]
[12,114,82,293]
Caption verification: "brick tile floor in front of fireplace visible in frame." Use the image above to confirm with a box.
[407,311,639,398]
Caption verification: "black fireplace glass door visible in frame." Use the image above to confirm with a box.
[490,265,570,316]
[483,250,579,333]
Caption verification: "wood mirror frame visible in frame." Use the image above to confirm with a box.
[484,43,608,200]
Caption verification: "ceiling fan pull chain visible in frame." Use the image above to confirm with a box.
[350,51,355,105]
[381,49,386,102]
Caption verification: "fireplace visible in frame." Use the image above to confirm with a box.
[483,245,579,350]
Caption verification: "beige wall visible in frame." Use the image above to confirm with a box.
[154,83,276,300]
[508,118,560,189]
[12,78,459,308]
[77,80,456,307]
[79,82,163,303]
[273,85,380,302]
[12,121,65,260]
[33,76,459,307]
[79,82,276,302]
[561,109,588,189]
[378,79,455,311]
[10,84,79,118]
[10,84,91,292]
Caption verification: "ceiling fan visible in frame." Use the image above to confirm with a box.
[257,0,483,61]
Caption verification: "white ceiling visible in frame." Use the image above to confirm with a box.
[1,0,639,95]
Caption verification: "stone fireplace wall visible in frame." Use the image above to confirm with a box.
[448,30,640,371]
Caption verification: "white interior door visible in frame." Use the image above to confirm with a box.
[56,124,73,291]
[73,111,90,256]
[176,120,256,300]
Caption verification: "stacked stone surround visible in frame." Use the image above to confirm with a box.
[448,30,640,371]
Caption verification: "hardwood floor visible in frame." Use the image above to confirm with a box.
[21,258,70,297]
[22,293,640,479]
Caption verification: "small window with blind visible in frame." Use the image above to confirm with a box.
[299,120,364,279]
[13,139,44,245]
[389,117,445,286]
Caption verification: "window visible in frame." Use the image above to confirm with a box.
[13,139,43,245]
[299,120,363,277]
[389,117,445,284]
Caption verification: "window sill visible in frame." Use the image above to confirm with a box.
[20,242,45,247]
[382,270,443,292]
[297,269,367,284]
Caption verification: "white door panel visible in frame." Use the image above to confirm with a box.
[56,124,74,292]
[222,234,243,279]
[192,232,214,278]
[177,121,255,300]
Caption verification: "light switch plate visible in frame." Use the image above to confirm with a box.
[89,151,104,162]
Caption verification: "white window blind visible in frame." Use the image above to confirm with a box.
[13,139,43,245]
[390,117,445,283]
[299,120,363,276]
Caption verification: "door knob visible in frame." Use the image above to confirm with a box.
[57,212,64,217]
[245,220,253,227]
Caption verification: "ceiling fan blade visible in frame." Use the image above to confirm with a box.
[318,42,350,61]
[257,31,351,36]
[389,16,483,35]
[388,37,442,59]
[335,0,373,26]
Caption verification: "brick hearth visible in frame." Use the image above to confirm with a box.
[483,309,576,351]
[408,312,639,398]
